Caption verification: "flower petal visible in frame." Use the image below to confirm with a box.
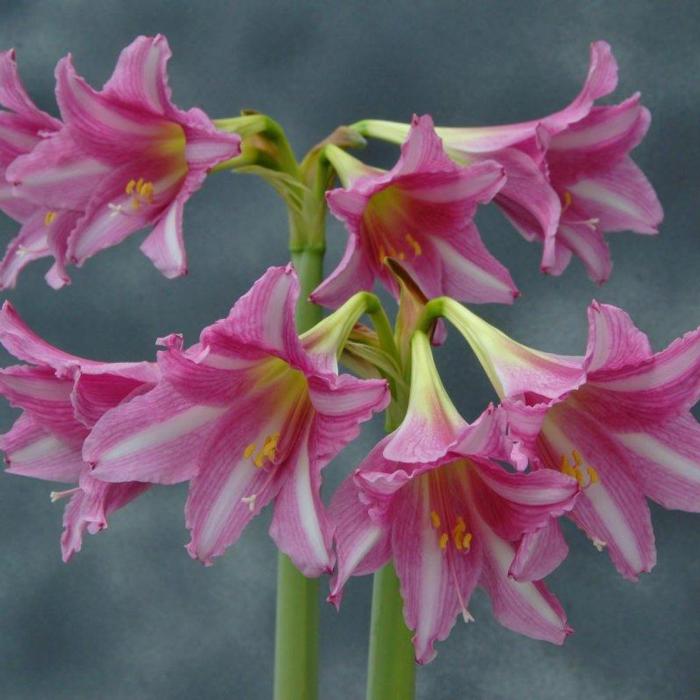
[1,412,83,482]
[584,301,653,374]
[328,476,391,607]
[392,477,482,664]
[556,219,612,284]
[0,210,51,290]
[102,35,173,116]
[139,194,187,278]
[61,474,149,562]
[394,114,457,175]
[544,404,656,580]
[477,514,571,644]
[184,409,287,565]
[614,413,700,513]
[85,382,226,484]
[384,331,466,463]
[509,519,569,582]
[568,157,663,234]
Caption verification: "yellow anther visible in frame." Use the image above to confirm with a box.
[243,443,257,459]
[405,234,422,256]
[439,532,449,550]
[462,532,472,550]
[572,449,583,466]
[560,455,577,479]
[452,517,467,549]
[136,177,144,190]
[254,450,267,468]
[430,510,441,529]
[587,466,599,484]
[125,179,137,195]
[138,180,155,203]
[131,197,141,210]
[574,467,586,487]
[43,211,57,226]
[562,191,573,210]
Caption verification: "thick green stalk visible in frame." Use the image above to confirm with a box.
[366,563,416,700]
[273,247,324,700]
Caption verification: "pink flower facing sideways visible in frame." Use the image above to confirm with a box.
[0,302,158,560]
[0,49,82,289]
[440,298,700,580]
[311,115,517,310]
[6,35,240,280]
[330,330,580,663]
[83,265,389,574]
[358,41,662,283]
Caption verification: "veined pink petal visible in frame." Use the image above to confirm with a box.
[55,55,176,159]
[0,210,50,289]
[543,403,656,580]
[7,130,110,211]
[548,96,650,174]
[394,114,461,175]
[490,148,562,272]
[0,50,60,128]
[328,476,391,607]
[269,422,335,576]
[614,413,700,513]
[1,412,83,482]
[182,113,241,167]
[584,301,653,373]
[392,477,482,664]
[61,474,149,562]
[66,160,179,266]
[139,190,187,277]
[556,219,612,284]
[509,519,569,582]
[470,458,579,541]
[567,157,663,234]
[477,514,571,644]
[583,325,700,422]
[85,382,226,484]
[384,331,466,463]
[185,410,287,566]
[435,41,618,154]
[102,34,173,116]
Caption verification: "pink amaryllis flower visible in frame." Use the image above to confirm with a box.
[7,35,240,278]
[83,265,389,575]
[311,115,517,309]
[0,301,158,560]
[441,297,700,580]
[0,49,83,289]
[330,330,579,663]
[356,41,662,283]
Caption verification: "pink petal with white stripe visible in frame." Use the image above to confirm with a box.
[556,218,612,284]
[1,413,83,482]
[328,476,391,607]
[509,519,569,582]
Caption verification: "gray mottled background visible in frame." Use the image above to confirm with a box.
[0,1,699,698]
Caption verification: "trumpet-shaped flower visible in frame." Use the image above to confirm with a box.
[441,298,700,580]
[0,49,84,289]
[356,42,662,283]
[7,35,240,278]
[83,265,389,575]
[330,331,579,663]
[0,301,157,560]
[312,115,517,309]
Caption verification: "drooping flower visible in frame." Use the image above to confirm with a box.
[330,330,579,663]
[311,115,517,309]
[355,41,662,283]
[441,297,700,580]
[0,49,84,289]
[7,35,241,278]
[0,301,158,560]
[83,265,389,575]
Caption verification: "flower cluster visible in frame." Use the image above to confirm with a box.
[1,35,697,670]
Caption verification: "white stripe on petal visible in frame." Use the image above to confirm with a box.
[616,432,700,484]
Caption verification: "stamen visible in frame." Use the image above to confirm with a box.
[50,487,80,503]
[587,466,599,484]
[243,443,257,459]
[405,233,422,256]
[44,211,57,226]
[430,510,441,529]
[562,191,573,210]
[462,532,472,550]
[560,450,600,489]
[439,532,449,550]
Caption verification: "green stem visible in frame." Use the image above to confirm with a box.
[273,247,324,700]
[366,563,416,700]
